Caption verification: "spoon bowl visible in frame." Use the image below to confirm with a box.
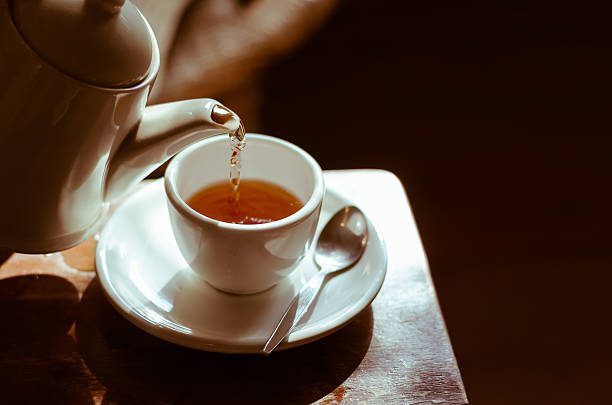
[314,206,368,271]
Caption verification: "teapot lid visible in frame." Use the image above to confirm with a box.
[12,0,154,88]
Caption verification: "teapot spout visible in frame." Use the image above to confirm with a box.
[104,98,240,201]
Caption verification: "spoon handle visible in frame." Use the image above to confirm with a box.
[262,270,328,354]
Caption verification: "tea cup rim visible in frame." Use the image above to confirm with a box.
[164,133,324,231]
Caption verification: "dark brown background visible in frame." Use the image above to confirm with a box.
[251,0,612,403]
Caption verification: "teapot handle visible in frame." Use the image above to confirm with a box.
[104,98,240,201]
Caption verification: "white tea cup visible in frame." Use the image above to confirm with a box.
[164,134,324,294]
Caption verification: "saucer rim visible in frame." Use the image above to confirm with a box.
[95,178,388,353]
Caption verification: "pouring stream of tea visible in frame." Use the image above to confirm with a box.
[229,121,246,205]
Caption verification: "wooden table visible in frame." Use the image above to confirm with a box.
[0,170,467,404]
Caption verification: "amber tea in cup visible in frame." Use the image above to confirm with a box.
[187,179,303,224]
[185,121,302,225]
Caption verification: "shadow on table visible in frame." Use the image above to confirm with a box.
[76,278,373,405]
[0,275,94,405]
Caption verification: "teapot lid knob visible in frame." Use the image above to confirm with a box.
[11,0,154,88]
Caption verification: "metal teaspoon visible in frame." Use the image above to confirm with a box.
[262,206,368,354]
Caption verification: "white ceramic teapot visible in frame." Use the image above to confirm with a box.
[0,0,241,253]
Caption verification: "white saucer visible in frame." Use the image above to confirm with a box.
[96,179,387,353]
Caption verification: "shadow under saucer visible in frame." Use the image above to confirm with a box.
[76,277,373,405]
